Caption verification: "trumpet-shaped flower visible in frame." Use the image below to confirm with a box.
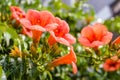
[10,6,57,42]
[49,46,77,74]
[103,57,120,72]
[20,18,46,42]
[112,36,120,45]
[78,23,113,48]
[48,17,76,46]
[27,10,56,28]
[10,8,57,42]
[10,6,26,21]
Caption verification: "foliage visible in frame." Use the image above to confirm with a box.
[104,16,120,34]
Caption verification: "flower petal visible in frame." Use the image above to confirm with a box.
[27,10,55,27]
[49,31,70,46]
[78,37,93,47]
[45,23,58,31]
[91,41,103,47]
[10,6,26,21]
[20,19,32,29]
[50,46,77,66]
[39,11,55,26]
[54,17,70,36]
[27,10,41,25]
[81,26,94,42]
[22,27,32,37]
[10,6,25,14]
[63,33,76,45]
[56,37,70,46]
[48,35,57,46]
[31,25,46,32]
[69,46,77,63]
[101,32,113,44]
[71,62,77,74]
[92,23,107,40]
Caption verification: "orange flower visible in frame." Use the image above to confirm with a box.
[49,46,77,74]
[10,6,57,42]
[103,58,120,72]
[10,6,26,21]
[48,17,76,46]
[26,10,56,29]
[78,23,113,48]
[19,9,57,42]
[20,19,45,42]
[111,36,120,45]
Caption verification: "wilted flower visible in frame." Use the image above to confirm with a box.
[10,46,22,57]
[78,23,113,48]
[48,46,77,74]
[48,17,76,46]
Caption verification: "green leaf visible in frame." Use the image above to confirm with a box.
[0,32,2,42]
[45,70,52,80]
[6,27,18,38]
[0,23,6,32]
[0,22,18,38]
[0,66,2,79]
[0,66,7,80]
